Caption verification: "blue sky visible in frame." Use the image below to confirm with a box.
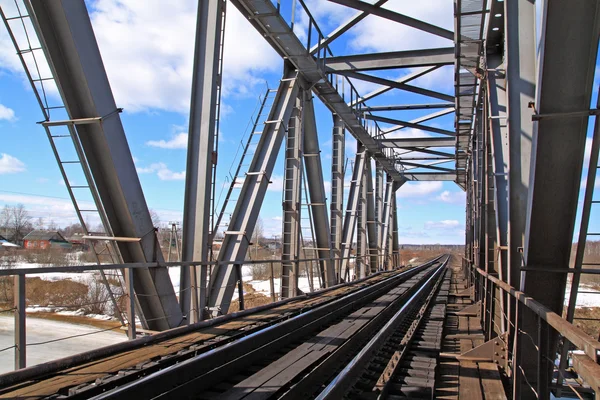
[3,0,593,246]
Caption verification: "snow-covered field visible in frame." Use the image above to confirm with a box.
[0,315,126,374]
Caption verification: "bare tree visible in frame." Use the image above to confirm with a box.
[149,209,161,228]
[4,204,32,243]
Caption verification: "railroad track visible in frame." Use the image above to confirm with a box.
[81,255,449,399]
[0,256,446,399]
[318,261,450,399]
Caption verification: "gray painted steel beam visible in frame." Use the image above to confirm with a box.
[402,172,457,181]
[342,70,455,103]
[324,48,454,72]
[302,91,335,287]
[361,103,454,112]
[380,179,393,270]
[487,54,508,333]
[365,114,455,136]
[30,0,181,330]
[351,66,441,106]
[357,148,368,279]
[330,115,345,281]
[520,1,600,396]
[379,137,455,148]
[340,150,367,281]
[181,0,225,323]
[375,164,384,270]
[281,97,303,299]
[230,0,404,182]
[392,194,399,264]
[208,69,299,315]
[310,0,389,54]
[328,0,454,40]
[382,108,455,134]
[365,160,378,273]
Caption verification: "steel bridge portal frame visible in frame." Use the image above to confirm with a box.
[29,0,182,331]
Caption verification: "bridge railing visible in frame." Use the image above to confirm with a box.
[0,251,402,372]
[462,258,600,398]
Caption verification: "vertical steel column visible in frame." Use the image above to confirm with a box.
[365,159,378,273]
[181,0,225,323]
[340,148,367,281]
[375,164,384,269]
[505,0,535,302]
[125,268,136,340]
[14,275,25,370]
[392,192,400,268]
[303,91,335,287]
[30,0,181,330]
[208,68,299,315]
[356,149,368,279]
[487,53,509,335]
[330,115,345,280]
[520,1,600,396]
[380,179,393,270]
[281,96,302,299]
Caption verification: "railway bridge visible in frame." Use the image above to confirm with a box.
[0,0,599,398]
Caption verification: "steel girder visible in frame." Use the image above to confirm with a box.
[229,0,404,182]
[330,115,345,280]
[379,137,455,148]
[380,180,393,270]
[311,0,389,54]
[208,69,299,315]
[375,165,384,270]
[365,114,455,136]
[181,0,225,323]
[519,1,600,396]
[302,91,336,288]
[365,160,378,273]
[30,0,181,330]
[324,47,455,72]
[486,54,509,334]
[340,150,367,281]
[357,149,368,279]
[344,71,455,103]
[328,0,454,41]
[281,97,303,299]
[350,66,442,106]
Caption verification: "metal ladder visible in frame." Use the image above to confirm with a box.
[299,167,319,291]
[212,86,277,245]
[1,1,126,325]
[208,0,227,259]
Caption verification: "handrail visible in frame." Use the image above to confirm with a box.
[0,253,403,276]
[469,264,600,362]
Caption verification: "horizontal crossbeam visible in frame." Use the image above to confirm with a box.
[324,47,455,71]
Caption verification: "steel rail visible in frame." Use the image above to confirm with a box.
[0,265,420,397]
[316,257,448,399]
[90,258,445,399]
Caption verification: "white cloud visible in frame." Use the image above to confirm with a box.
[348,1,454,53]
[146,133,188,149]
[424,219,460,230]
[397,181,442,198]
[36,177,49,184]
[137,162,185,181]
[437,190,465,204]
[87,0,279,113]
[0,193,97,227]
[268,175,284,192]
[0,153,26,174]
[0,104,16,121]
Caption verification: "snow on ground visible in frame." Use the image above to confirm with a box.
[564,283,600,308]
[0,315,126,375]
